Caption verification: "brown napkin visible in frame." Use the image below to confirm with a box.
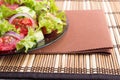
[32,10,113,54]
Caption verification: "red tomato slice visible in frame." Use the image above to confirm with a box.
[0,1,3,5]
[12,18,33,36]
[0,36,19,51]
[6,3,19,10]
[0,0,19,10]
[0,38,3,43]
[21,18,33,26]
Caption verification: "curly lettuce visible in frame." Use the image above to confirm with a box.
[16,28,44,52]
[0,19,17,36]
[34,0,66,34]
[38,12,65,34]
[0,5,17,19]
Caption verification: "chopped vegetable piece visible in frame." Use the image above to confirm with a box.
[0,36,19,51]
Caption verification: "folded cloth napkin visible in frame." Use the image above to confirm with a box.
[32,10,113,54]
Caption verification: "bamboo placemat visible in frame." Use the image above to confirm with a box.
[0,0,120,79]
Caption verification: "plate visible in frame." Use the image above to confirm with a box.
[0,20,68,56]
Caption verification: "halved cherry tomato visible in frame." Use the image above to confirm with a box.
[12,18,33,36]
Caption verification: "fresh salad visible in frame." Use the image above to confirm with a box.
[0,0,66,53]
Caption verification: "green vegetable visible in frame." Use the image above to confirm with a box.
[20,0,36,9]
[38,12,65,34]
[34,0,66,34]
[16,6,36,19]
[49,0,58,14]
[0,5,17,19]
[16,28,44,52]
[4,0,36,9]
[34,0,49,15]
[0,19,17,36]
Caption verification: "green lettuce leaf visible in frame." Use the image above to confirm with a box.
[16,28,44,52]
[34,0,66,34]
[4,0,36,9]
[0,19,17,36]
[21,0,36,9]
[0,5,17,19]
[15,6,36,19]
[38,13,65,34]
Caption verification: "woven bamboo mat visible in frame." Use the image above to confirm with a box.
[0,0,120,79]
